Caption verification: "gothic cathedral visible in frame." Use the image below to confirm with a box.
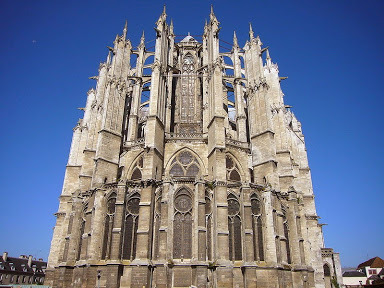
[46,7,342,288]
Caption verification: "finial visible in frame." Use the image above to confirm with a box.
[266,48,270,60]
[266,48,272,66]
[233,31,239,47]
[107,50,112,65]
[163,4,166,15]
[210,4,214,15]
[123,20,128,39]
[170,19,174,31]
[139,30,145,47]
[249,22,254,39]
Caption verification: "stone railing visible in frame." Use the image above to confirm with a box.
[124,137,145,149]
[166,133,205,141]
[225,138,250,150]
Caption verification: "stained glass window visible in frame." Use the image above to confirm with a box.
[181,54,195,122]
[122,192,140,260]
[173,188,193,259]
[226,155,241,182]
[131,155,144,180]
[205,191,212,261]
[101,193,116,259]
[227,193,242,261]
[251,194,264,261]
[169,151,200,177]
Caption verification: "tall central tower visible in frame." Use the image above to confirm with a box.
[46,7,342,288]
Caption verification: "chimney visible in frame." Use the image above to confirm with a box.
[38,258,43,261]
[2,252,7,262]
[28,255,33,267]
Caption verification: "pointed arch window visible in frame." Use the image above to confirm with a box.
[122,192,140,260]
[173,188,193,259]
[226,155,241,181]
[169,151,200,178]
[153,188,162,259]
[131,155,144,180]
[227,193,242,261]
[77,205,87,261]
[251,193,264,261]
[101,193,116,259]
[205,190,213,261]
[282,208,291,264]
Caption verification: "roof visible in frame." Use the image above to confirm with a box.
[0,255,47,276]
[358,257,384,269]
[343,271,366,277]
[180,33,197,43]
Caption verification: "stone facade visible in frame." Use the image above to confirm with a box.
[46,7,342,288]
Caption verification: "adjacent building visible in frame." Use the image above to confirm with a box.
[46,7,342,288]
[343,257,384,287]
[0,252,46,285]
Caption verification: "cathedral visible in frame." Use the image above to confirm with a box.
[46,7,342,288]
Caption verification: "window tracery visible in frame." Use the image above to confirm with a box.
[131,155,144,180]
[226,155,241,181]
[153,188,162,259]
[251,193,264,261]
[122,192,140,260]
[205,190,213,261]
[282,208,291,264]
[77,204,88,261]
[169,151,200,177]
[173,188,193,259]
[101,193,116,259]
[227,193,242,261]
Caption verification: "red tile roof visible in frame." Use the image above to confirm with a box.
[358,257,384,269]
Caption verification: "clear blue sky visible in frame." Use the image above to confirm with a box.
[0,0,383,268]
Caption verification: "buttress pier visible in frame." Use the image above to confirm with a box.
[46,7,342,288]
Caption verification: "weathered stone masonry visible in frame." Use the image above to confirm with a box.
[46,7,342,288]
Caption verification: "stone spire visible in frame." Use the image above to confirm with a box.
[170,19,174,35]
[233,31,239,48]
[156,4,167,26]
[209,4,218,23]
[138,30,145,49]
[122,20,128,39]
[266,48,272,66]
[106,50,112,65]
[249,22,254,39]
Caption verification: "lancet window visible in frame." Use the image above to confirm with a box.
[251,193,264,261]
[173,188,193,259]
[131,155,144,180]
[62,213,74,261]
[122,191,140,260]
[180,54,195,123]
[77,204,88,261]
[282,208,291,264]
[153,188,162,259]
[226,155,241,181]
[169,150,200,178]
[205,190,213,261]
[227,193,242,261]
[101,193,116,259]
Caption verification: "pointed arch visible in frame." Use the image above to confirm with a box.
[205,189,213,261]
[125,153,144,180]
[101,192,117,260]
[227,192,242,261]
[77,204,88,261]
[225,152,245,182]
[122,190,141,260]
[166,148,205,178]
[173,186,193,259]
[153,187,163,259]
[250,193,264,261]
